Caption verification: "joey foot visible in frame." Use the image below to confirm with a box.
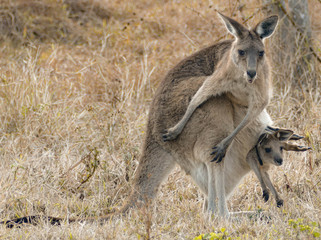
[162,128,179,142]
[210,143,227,163]
[263,190,269,202]
[276,199,283,208]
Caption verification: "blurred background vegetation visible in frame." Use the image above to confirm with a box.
[0,0,320,239]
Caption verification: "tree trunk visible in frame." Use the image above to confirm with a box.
[263,0,315,87]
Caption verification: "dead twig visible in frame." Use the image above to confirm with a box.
[61,149,95,178]
[274,0,321,64]
[60,147,100,191]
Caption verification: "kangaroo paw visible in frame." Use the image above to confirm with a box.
[210,144,227,163]
[162,129,179,142]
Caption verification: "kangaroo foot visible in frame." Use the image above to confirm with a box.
[276,199,284,208]
[263,190,269,202]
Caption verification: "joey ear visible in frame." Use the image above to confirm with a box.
[289,134,304,141]
[265,126,279,133]
[217,12,247,39]
[283,143,311,152]
[254,15,278,39]
[257,133,269,146]
[274,129,294,141]
[266,126,304,140]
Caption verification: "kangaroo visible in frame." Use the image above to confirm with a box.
[246,129,309,209]
[2,14,310,227]
[162,12,279,163]
[200,127,309,212]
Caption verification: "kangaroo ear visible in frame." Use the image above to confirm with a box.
[274,129,294,141]
[265,126,279,133]
[283,143,311,152]
[217,12,247,39]
[289,134,304,141]
[254,15,278,39]
[257,132,269,146]
[266,126,304,141]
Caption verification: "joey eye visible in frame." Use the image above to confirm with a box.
[238,50,245,56]
[280,146,284,151]
[259,51,265,57]
[265,148,272,153]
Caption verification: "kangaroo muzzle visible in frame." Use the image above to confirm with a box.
[274,157,283,166]
[247,52,258,83]
[247,70,257,82]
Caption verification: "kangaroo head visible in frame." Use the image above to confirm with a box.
[217,12,278,83]
[257,128,310,166]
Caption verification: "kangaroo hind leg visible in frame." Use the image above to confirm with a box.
[205,161,229,218]
[189,163,209,212]
[129,142,176,209]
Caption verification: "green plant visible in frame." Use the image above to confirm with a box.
[194,228,230,240]
[288,218,320,238]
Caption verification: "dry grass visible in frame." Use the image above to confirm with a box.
[0,0,320,239]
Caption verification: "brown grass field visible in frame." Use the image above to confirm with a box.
[0,0,321,239]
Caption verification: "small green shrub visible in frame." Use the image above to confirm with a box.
[194,228,230,240]
[288,218,320,238]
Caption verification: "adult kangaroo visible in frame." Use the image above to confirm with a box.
[162,12,278,163]
[2,13,309,227]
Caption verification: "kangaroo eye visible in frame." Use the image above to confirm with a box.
[259,51,265,57]
[238,50,245,56]
[280,146,284,151]
[265,148,272,153]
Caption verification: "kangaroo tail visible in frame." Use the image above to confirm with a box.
[0,191,143,228]
[0,215,66,228]
[1,144,165,228]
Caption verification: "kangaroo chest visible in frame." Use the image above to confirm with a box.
[226,78,251,106]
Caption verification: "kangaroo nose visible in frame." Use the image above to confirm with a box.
[247,70,256,79]
[275,158,283,165]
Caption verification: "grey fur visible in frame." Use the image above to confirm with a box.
[2,13,311,227]
[162,12,279,164]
